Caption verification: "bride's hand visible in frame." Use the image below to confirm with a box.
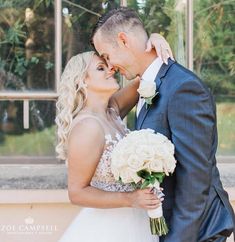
[146,33,174,65]
[128,188,163,210]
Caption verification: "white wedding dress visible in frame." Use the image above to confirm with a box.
[58,108,158,242]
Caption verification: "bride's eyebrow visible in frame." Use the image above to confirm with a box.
[96,61,106,66]
[97,60,108,66]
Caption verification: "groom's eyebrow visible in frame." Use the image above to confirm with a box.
[100,55,108,66]
[100,53,108,59]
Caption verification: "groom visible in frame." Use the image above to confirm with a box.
[91,7,235,242]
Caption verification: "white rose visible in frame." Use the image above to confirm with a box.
[137,80,156,98]
[163,154,176,173]
[127,155,145,170]
[111,165,120,180]
[149,159,164,172]
[129,169,142,183]
[119,167,136,183]
[135,145,155,162]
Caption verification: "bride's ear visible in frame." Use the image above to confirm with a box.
[117,32,129,48]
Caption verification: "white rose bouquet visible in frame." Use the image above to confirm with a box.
[110,129,177,236]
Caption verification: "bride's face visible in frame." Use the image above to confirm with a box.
[85,55,119,95]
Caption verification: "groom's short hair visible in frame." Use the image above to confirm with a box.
[90,7,147,46]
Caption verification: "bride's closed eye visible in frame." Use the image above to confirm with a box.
[96,61,108,71]
[97,65,105,71]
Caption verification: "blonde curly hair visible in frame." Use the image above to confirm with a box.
[55,51,95,161]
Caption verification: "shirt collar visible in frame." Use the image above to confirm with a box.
[141,57,163,83]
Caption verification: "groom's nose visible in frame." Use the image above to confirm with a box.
[107,63,116,73]
[107,62,113,70]
[107,68,115,76]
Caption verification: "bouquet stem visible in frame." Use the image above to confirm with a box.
[150,217,169,236]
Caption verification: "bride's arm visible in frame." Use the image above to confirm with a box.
[109,33,174,119]
[67,119,161,209]
[108,77,140,119]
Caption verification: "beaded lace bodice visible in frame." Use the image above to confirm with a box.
[89,108,134,192]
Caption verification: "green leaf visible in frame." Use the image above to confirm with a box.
[152,172,165,183]
[45,61,54,70]
[145,97,153,105]
[31,57,39,64]
[137,169,151,179]
[140,180,151,189]
[150,176,156,185]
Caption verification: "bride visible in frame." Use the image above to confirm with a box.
[56,34,173,242]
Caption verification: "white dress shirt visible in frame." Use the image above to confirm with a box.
[136,57,163,117]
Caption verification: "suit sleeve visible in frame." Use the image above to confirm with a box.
[164,79,215,242]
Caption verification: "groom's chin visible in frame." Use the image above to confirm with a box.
[123,74,136,81]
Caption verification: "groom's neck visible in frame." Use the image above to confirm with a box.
[138,50,158,77]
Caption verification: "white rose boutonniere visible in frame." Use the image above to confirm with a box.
[137,80,158,106]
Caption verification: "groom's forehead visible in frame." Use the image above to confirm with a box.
[93,32,109,55]
[92,31,103,49]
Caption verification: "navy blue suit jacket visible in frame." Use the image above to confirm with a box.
[136,60,235,242]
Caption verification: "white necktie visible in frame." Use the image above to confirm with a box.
[136,97,145,117]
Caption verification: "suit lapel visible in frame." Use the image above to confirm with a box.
[136,59,175,130]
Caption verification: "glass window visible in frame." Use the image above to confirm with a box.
[0,0,55,91]
[127,0,186,65]
[0,100,56,162]
[193,0,235,155]
[0,0,121,164]
[0,0,234,166]
[62,0,120,66]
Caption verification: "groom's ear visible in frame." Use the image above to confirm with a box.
[117,32,129,48]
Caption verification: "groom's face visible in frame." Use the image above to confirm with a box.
[93,31,138,80]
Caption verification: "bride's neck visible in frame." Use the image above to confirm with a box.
[83,94,109,117]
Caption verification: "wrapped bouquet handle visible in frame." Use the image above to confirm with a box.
[138,171,169,236]
[147,182,168,236]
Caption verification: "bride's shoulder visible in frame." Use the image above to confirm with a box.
[69,115,105,147]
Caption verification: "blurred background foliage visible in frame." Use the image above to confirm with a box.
[0,0,234,158]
